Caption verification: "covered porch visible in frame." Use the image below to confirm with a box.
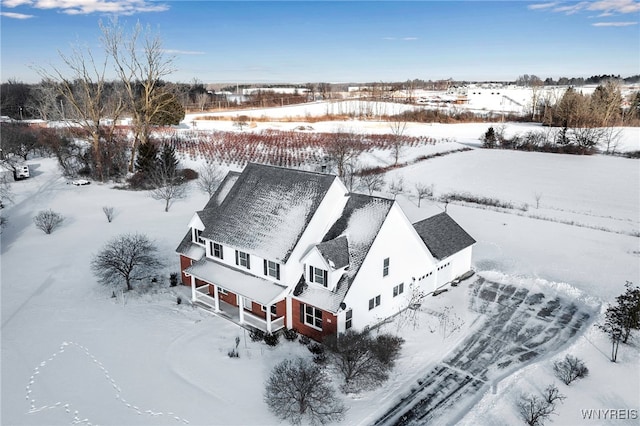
[185,258,287,334]
[194,284,286,333]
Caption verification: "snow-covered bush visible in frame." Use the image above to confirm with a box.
[265,357,345,425]
[553,354,589,385]
[33,209,65,234]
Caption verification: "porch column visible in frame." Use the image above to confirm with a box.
[190,274,196,302]
[212,284,220,312]
[266,304,272,333]
[238,297,245,324]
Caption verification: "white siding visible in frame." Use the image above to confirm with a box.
[341,203,437,332]
[280,178,349,287]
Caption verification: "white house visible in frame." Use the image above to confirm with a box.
[176,163,475,341]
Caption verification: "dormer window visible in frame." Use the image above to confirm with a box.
[193,228,205,245]
[309,266,328,287]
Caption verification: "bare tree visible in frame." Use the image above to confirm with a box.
[388,177,404,199]
[326,130,364,178]
[33,209,65,234]
[553,355,589,384]
[533,192,543,209]
[327,330,403,393]
[265,357,345,425]
[91,233,163,292]
[149,162,188,212]
[35,41,124,181]
[101,18,176,172]
[517,393,557,426]
[359,173,384,195]
[542,384,566,406]
[196,162,224,197]
[233,115,249,131]
[389,118,407,165]
[415,182,434,207]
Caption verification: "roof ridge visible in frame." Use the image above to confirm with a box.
[246,162,337,179]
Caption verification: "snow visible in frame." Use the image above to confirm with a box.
[2,102,639,425]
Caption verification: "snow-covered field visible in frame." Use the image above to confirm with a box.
[2,105,639,425]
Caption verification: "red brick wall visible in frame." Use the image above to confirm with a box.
[219,289,237,306]
[179,255,192,285]
[291,298,337,342]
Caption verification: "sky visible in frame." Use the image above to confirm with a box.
[1,0,639,84]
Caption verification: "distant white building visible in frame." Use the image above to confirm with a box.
[177,163,475,341]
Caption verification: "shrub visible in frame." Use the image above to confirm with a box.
[307,342,325,355]
[517,393,556,426]
[228,336,240,358]
[263,332,279,347]
[102,206,115,222]
[282,328,298,341]
[180,168,199,180]
[250,329,265,342]
[299,335,311,346]
[553,355,589,385]
[169,272,179,287]
[34,209,65,234]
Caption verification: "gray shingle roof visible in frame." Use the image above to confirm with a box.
[315,236,349,269]
[412,212,476,260]
[296,194,394,313]
[200,163,337,262]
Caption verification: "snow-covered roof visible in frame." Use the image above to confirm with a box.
[175,233,206,261]
[315,236,349,270]
[200,163,336,262]
[297,194,394,313]
[412,212,476,260]
[186,258,287,305]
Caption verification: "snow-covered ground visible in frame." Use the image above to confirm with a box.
[2,105,639,425]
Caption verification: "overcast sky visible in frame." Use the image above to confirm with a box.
[1,1,639,84]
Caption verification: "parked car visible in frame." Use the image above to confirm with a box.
[13,164,30,180]
[70,179,91,186]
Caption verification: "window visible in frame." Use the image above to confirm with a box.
[218,287,228,296]
[193,228,205,245]
[210,242,223,259]
[309,266,328,287]
[263,260,280,280]
[301,303,322,329]
[383,257,390,277]
[345,309,353,330]
[235,250,250,269]
[393,283,404,297]
[242,297,252,310]
[368,295,381,310]
[261,305,277,315]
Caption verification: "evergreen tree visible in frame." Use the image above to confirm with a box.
[482,127,497,148]
[157,143,179,179]
[135,142,159,175]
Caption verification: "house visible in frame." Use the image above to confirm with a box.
[176,163,475,341]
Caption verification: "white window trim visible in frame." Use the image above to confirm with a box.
[303,304,323,331]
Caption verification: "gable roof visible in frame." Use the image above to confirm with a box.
[315,236,349,270]
[200,163,337,262]
[296,194,394,313]
[412,212,476,260]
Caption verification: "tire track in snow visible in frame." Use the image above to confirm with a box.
[25,341,190,425]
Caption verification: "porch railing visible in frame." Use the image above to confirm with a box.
[194,284,285,333]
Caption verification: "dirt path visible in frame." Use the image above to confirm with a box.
[374,277,593,426]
